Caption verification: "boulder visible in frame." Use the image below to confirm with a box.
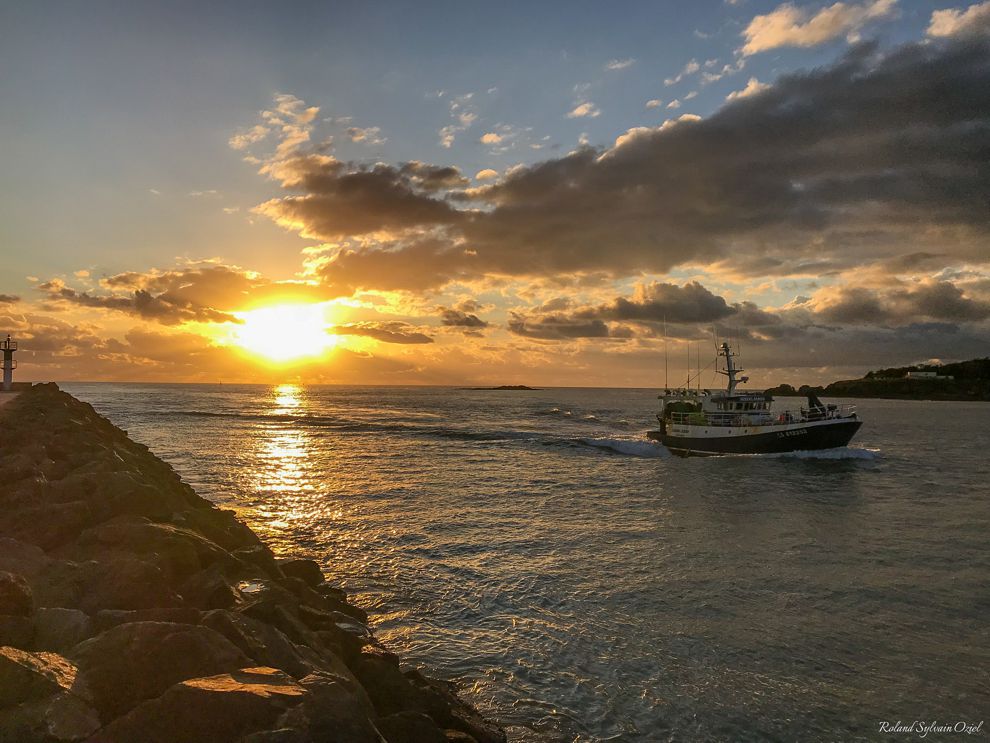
[0,691,100,743]
[35,609,94,654]
[377,711,447,743]
[0,647,79,708]
[71,621,250,722]
[276,560,324,588]
[38,555,183,615]
[0,572,34,618]
[92,607,201,633]
[0,539,51,579]
[202,610,321,680]
[69,518,225,584]
[88,667,308,743]
[172,508,263,553]
[0,616,35,649]
[274,671,381,743]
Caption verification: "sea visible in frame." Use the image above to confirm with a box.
[61,383,989,742]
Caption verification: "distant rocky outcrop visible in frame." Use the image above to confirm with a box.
[0,383,506,743]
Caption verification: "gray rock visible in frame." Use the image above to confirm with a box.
[89,667,309,743]
[72,621,250,722]
[0,647,79,708]
[35,608,94,654]
[0,691,101,743]
[276,560,324,588]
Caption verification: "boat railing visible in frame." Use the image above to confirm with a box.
[666,404,857,427]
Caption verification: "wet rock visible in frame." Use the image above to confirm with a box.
[172,508,263,553]
[275,671,381,743]
[179,562,241,610]
[378,710,447,743]
[444,731,480,743]
[234,546,283,579]
[90,667,308,743]
[35,608,94,654]
[276,559,324,588]
[0,647,79,708]
[71,621,250,722]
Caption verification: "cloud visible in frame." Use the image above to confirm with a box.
[331,321,434,344]
[605,58,636,70]
[665,59,701,86]
[36,263,333,326]
[438,93,478,148]
[480,132,503,144]
[0,295,20,304]
[189,189,219,197]
[255,157,464,239]
[38,281,242,325]
[439,308,489,328]
[508,313,615,340]
[228,124,270,151]
[475,168,499,181]
[645,99,664,109]
[346,126,387,145]
[741,0,898,55]
[927,1,990,38]
[507,281,777,343]
[254,37,990,293]
[813,280,990,323]
[666,99,681,109]
[398,161,469,191]
[566,102,601,119]
[726,77,771,100]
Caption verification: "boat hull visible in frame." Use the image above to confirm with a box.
[648,419,863,457]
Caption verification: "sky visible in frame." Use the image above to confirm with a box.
[1,0,988,386]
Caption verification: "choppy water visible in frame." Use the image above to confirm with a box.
[61,384,989,742]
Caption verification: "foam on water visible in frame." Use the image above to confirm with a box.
[742,446,880,460]
[576,436,669,458]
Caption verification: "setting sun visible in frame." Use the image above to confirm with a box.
[230,303,339,362]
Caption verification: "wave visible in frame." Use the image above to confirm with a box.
[575,437,669,458]
[741,447,880,461]
[773,447,880,460]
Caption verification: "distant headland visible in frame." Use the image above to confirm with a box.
[766,357,990,401]
[466,385,540,391]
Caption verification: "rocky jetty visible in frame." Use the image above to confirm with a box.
[0,383,506,743]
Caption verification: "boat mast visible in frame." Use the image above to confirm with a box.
[717,341,745,394]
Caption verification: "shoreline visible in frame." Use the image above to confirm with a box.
[0,383,506,743]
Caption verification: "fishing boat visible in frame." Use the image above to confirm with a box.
[647,342,862,456]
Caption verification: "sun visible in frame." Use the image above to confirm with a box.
[230,303,339,362]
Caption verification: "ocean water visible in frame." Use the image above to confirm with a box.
[61,383,989,742]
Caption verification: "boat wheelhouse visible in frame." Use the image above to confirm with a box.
[647,342,862,456]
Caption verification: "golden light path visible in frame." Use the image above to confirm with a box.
[230,303,340,361]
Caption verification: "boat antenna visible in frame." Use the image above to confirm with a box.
[686,341,691,389]
[697,342,701,392]
[711,326,719,388]
[663,315,668,389]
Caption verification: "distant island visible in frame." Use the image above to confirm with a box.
[467,385,540,391]
[766,357,990,401]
